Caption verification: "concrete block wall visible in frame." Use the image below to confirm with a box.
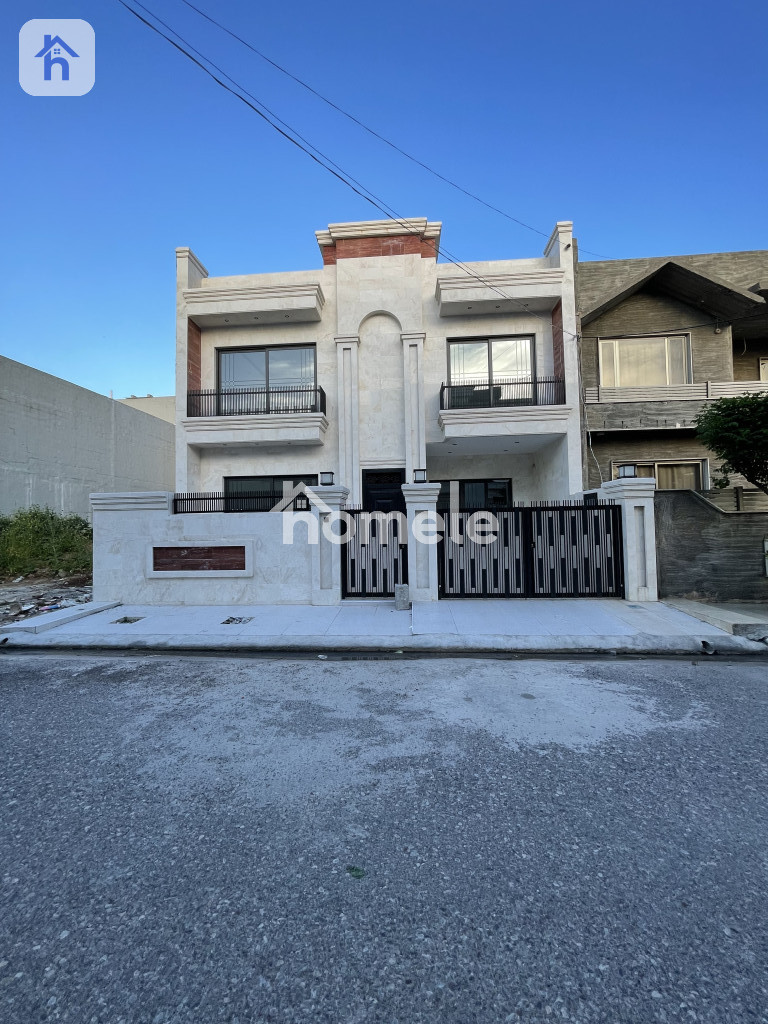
[1,356,175,518]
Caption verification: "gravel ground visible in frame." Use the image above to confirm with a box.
[1,653,766,1024]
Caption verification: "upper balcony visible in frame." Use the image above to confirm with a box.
[182,385,328,448]
[437,376,571,444]
[584,379,768,432]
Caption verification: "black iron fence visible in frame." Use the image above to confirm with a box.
[187,385,326,417]
[440,376,565,410]
[172,491,310,513]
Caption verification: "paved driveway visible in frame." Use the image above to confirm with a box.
[1,653,767,1023]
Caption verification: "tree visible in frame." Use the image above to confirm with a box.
[695,392,768,496]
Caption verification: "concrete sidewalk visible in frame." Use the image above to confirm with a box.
[2,598,766,656]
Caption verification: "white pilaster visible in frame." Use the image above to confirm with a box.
[401,483,442,603]
[600,477,658,602]
[335,336,360,503]
[401,332,427,482]
[309,485,349,606]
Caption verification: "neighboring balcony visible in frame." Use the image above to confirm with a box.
[584,380,768,432]
[437,376,572,446]
[182,385,328,448]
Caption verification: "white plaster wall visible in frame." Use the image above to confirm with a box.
[92,507,315,605]
[196,449,331,493]
[0,356,175,518]
[425,454,539,502]
[357,313,406,468]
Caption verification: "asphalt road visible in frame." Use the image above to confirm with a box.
[1,653,766,1023]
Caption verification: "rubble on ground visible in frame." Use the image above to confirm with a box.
[0,575,93,625]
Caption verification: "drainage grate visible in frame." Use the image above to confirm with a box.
[221,616,253,625]
[111,616,144,624]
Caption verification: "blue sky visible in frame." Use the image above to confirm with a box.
[3,0,767,399]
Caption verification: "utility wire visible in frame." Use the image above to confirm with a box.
[120,2,768,350]
[176,0,610,259]
[117,0,582,342]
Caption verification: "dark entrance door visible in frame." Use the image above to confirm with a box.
[361,469,406,512]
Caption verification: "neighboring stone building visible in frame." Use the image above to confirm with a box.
[118,395,175,423]
[577,249,768,496]
[1,355,175,518]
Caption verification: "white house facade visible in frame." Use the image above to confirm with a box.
[175,217,583,506]
[92,219,658,606]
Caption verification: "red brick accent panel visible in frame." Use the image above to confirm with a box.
[551,301,565,380]
[187,319,202,392]
[321,234,438,264]
[153,546,246,571]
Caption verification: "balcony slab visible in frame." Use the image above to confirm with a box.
[183,282,324,326]
[438,405,572,445]
[181,413,328,448]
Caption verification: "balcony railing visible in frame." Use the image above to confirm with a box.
[440,376,565,410]
[584,380,768,404]
[187,385,326,417]
[173,491,311,513]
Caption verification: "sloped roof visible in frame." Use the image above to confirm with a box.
[578,249,768,324]
[580,259,765,326]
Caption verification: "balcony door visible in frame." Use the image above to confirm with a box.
[217,346,316,414]
[448,336,535,406]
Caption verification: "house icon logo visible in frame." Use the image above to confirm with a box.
[19,20,95,96]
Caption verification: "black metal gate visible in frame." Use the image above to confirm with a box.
[341,511,408,598]
[438,502,624,598]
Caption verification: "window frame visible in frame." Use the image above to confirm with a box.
[434,478,513,509]
[598,334,692,388]
[223,475,319,511]
[611,458,708,490]
[447,335,537,385]
[216,344,317,392]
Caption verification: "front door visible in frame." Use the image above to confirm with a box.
[361,469,406,512]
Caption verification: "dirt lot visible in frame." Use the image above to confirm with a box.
[0,574,93,625]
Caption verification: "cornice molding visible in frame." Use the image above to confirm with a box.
[183,283,324,308]
[181,413,328,433]
[316,218,442,247]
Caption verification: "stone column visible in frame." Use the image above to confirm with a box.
[401,332,427,482]
[599,478,658,602]
[401,483,442,603]
[335,336,360,504]
[309,485,350,606]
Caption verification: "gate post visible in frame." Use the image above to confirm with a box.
[309,485,349,606]
[599,478,658,602]
[402,483,442,602]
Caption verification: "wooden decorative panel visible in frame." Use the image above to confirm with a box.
[152,546,245,571]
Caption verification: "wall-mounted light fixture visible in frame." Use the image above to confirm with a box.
[319,471,334,486]
[413,469,427,483]
[618,464,636,478]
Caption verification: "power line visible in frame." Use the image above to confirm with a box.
[116,0,582,342]
[175,0,610,260]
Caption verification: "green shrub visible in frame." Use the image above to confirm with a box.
[0,506,92,576]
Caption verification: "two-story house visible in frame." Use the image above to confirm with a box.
[94,218,658,606]
[175,217,583,512]
[577,249,768,505]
